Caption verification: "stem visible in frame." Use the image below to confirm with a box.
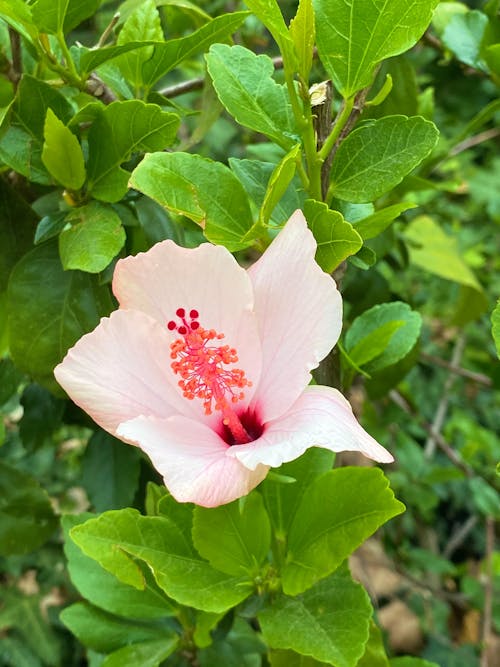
[56,31,81,83]
[318,97,354,162]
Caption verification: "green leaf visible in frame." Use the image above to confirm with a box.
[129,152,254,251]
[0,0,38,42]
[390,659,440,667]
[469,477,500,518]
[259,565,372,667]
[42,108,86,190]
[353,203,417,240]
[304,199,363,272]
[243,0,297,71]
[60,602,173,653]
[270,650,330,666]
[403,216,483,292]
[31,0,101,34]
[81,431,142,511]
[356,621,390,667]
[442,10,490,72]
[71,509,253,612]
[282,468,405,595]
[0,460,57,555]
[492,300,500,358]
[345,302,422,373]
[260,448,334,540]
[63,514,175,619]
[206,44,298,149]
[0,75,72,184]
[0,179,38,291]
[102,639,179,667]
[141,12,250,88]
[258,145,300,227]
[34,212,68,245]
[86,100,180,202]
[7,241,113,386]
[114,0,163,89]
[19,383,64,449]
[59,202,125,273]
[330,116,439,203]
[76,43,152,77]
[192,493,271,577]
[289,0,315,82]
[313,0,439,97]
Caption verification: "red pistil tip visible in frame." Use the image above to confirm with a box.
[191,321,200,330]
[167,321,176,330]
[190,309,199,319]
[176,307,185,318]
[178,325,187,335]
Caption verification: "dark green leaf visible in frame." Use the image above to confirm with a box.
[19,383,64,449]
[492,300,500,358]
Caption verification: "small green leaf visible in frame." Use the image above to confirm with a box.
[313,0,439,97]
[42,108,86,190]
[192,493,271,577]
[492,300,500,358]
[304,199,362,272]
[289,0,315,82]
[0,460,57,555]
[345,302,422,373]
[282,468,405,595]
[258,145,300,227]
[330,116,439,203]
[102,639,179,667]
[353,203,417,240]
[356,621,390,667]
[442,10,490,72]
[31,0,101,34]
[206,44,298,149]
[130,152,254,251]
[77,43,152,77]
[259,565,372,667]
[59,202,126,273]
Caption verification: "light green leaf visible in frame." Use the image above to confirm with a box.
[206,44,298,149]
[403,216,483,291]
[356,621,390,667]
[71,509,253,613]
[141,12,250,88]
[31,0,101,34]
[0,0,38,42]
[304,199,362,272]
[63,514,175,619]
[0,460,57,556]
[192,493,271,577]
[86,100,180,202]
[330,116,439,203]
[129,152,254,251]
[102,639,179,667]
[42,108,86,190]
[313,0,439,97]
[259,145,300,227]
[259,566,372,667]
[345,301,422,373]
[353,203,417,240]
[485,43,500,76]
[442,9,490,72]
[76,43,152,77]
[60,603,173,653]
[289,0,315,82]
[243,0,297,70]
[492,300,500,358]
[59,202,125,273]
[7,241,113,386]
[282,468,405,595]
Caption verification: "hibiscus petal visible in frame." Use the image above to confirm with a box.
[229,385,393,470]
[248,210,342,422]
[117,415,269,507]
[54,309,201,435]
[112,240,262,409]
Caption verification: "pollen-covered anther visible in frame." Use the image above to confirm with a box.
[167,308,252,417]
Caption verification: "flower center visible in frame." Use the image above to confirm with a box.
[167,308,253,444]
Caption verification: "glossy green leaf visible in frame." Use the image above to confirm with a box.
[34,212,68,245]
[86,100,180,202]
[0,179,38,290]
[345,301,422,373]
[63,514,175,619]
[442,10,490,72]
[206,44,298,149]
[304,199,363,272]
[129,152,254,250]
[0,75,72,185]
[141,12,250,88]
[492,300,500,358]
[259,566,372,667]
[313,0,439,97]
[330,116,439,203]
[59,202,125,273]
[289,0,315,82]
[60,603,172,653]
[353,203,417,240]
[31,0,101,34]
[42,108,86,190]
[102,639,179,667]
[0,460,57,555]
[192,493,271,577]
[282,468,405,595]
[71,509,253,612]
[7,242,113,386]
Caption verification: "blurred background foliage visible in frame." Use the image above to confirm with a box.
[0,0,499,665]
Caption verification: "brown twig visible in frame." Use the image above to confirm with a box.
[8,27,22,86]
[96,12,121,48]
[443,515,479,559]
[450,128,500,156]
[420,352,492,387]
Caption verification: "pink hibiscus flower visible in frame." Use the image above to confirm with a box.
[54,210,392,507]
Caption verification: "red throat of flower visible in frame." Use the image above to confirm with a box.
[167,308,253,445]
